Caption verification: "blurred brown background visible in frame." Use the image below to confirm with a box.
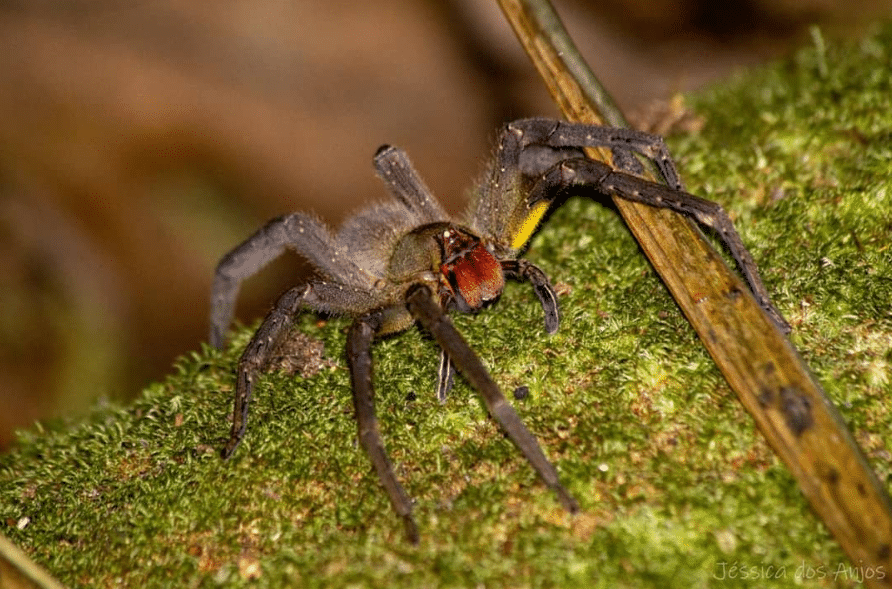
[1,0,889,449]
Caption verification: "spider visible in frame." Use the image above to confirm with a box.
[209,118,789,543]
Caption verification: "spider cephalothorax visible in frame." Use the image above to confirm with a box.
[210,118,789,543]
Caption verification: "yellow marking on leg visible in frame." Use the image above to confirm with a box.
[511,201,549,250]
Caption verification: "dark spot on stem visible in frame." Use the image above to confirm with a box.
[758,387,774,409]
[780,386,813,436]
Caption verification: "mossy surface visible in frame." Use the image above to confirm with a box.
[2,22,892,589]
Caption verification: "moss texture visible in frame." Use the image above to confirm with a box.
[2,22,892,589]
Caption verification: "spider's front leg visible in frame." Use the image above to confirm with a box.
[222,280,381,457]
[488,118,789,333]
[406,284,579,514]
[502,118,686,191]
[530,155,791,332]
[347,309,419,543]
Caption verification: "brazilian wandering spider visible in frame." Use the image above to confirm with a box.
[210,118,789,542]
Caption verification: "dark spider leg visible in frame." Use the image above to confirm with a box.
[222,281,380,458]
[473,119,689,252]
[505,118,686,191]
[530,158,791,333]
[501,120,788,330]
[406,284,579,514]
[210,213,369,348]
[374,145,448,223]
[434,259,559,403]
[507,120,788,331]
[222,285,309,458]
[347,309,419,543]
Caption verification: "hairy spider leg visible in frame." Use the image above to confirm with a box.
[435,258,560,403]
[221,285,306,458]
[470,118,686,253]
[347,309,419,544]
[527,156,791,332]
[477,118,789,333]
[507,118,686,192]
[406,285,579,514]
[346,283,574,544]
[210,212,374,348]
[374,145,448,223]
[222,281,385,458]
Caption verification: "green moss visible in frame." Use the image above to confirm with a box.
[3,22,892,588]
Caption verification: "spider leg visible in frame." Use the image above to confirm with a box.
[374,145,448,223]
[347,309,420,543]
[501,118,685,191]
[222,285,308,458]
[531,157,791,332]
[222,281,385,458]
[470,118,685,251]
[210,212,371,348]
[406,284,579,514]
